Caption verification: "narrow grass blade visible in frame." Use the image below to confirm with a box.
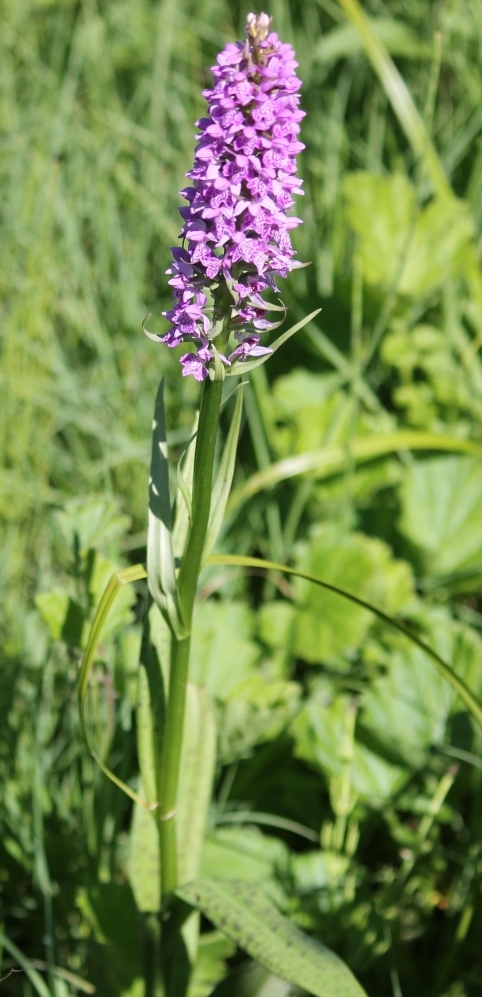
[337,0,451,198]
[177,879,367,997]
[227,309,322,376]
[0,930,53,997]
[148,378,187,638]
[203,385,244,559]
[78,564,155,808]
[228,431,482,512]
[207,554,482,728]
[214,811,319,843]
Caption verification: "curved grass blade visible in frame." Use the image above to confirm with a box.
[177,879,367,997]
[228,431,482,512]
[227,309,322,376]
[78,564,156,808]
[207,554,482,728]
[203,384,244,560]
[214,810,319,844]
[0,929,53,997]
[148,378,187,639]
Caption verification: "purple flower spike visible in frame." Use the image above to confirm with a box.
[159,12,305,378]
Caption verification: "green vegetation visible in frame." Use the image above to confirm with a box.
[2,0,482,994]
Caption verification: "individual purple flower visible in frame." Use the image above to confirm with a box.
[160,12,305,380]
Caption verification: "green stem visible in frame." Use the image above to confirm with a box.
[157,304,230,902]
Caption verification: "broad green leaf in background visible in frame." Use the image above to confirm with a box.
[35,589,84,645]
[381,323,482,426]
[177,879,367,997]
[207,554,482,727]
[218,675,300,763]
[187,931,236,997]
[270,369,356,457]
[398,455,482,586]
[343,172,473,298]
[189,601,260,698]
[292,527,414,664]
[291,692,406,804]
[214,964,303,997]
[55,496,131,557]
[360,616,482,770]
[201,827,289,908]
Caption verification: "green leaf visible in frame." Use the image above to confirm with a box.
[203,384,244,559]
[55,495,131,557]
[218,676,301,764]
[128,788,160,913]
[292,692,406,804]
[359,619,482,770]
[35,589,84,645]
[343,172,473,298]
[147,378,186,639]
[399,456,482,586]
[187,931,236,997]
[173,411,199,561]
[190,601,260,699]
[177,683,217,884]
[201,827,289,907]
[207,554,482,728]
[78,563,151,807]
[177,879,367,997]
[292,527,414,664]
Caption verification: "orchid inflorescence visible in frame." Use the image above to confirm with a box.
[158,12,305,380]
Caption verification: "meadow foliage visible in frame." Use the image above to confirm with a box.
[2,0,482,994]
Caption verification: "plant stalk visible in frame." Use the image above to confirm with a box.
[156,300,230,902]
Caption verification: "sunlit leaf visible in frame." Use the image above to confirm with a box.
[203,384,244,559]
[147,378,186,639]
[207,554,482,728]
[177,879,367,997]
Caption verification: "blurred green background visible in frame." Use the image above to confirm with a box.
[2,0,482,994]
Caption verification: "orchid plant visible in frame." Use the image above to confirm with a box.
[79,12,482,997]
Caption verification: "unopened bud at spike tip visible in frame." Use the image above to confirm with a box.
[246,12,272,42]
